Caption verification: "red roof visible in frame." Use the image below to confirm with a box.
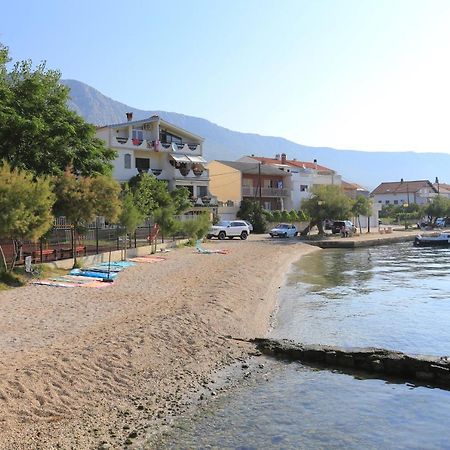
[371,180,437,195]
[248,156,334,174]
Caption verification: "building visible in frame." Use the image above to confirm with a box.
[207,160,292,220]
[96,113,214,207]
[341,181,370,199]
[433,182,450,199]
[238,154,342,210]
[371,180,438,206]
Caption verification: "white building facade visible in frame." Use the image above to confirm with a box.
[96,114,213,205]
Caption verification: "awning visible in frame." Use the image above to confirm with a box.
[170,154,190,163]
[187,155,207,164]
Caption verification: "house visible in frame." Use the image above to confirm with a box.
[96,113,214,207]
[341,181,370,199]
[238,154,342,210]
[371,180,438,206]
[207,160,292,220]
[433,182,450,199]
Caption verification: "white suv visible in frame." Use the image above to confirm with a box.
[207,220,250,240]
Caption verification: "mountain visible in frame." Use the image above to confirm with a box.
[62,79,449,190]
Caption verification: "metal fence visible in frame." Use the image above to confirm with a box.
[0,223,187,266]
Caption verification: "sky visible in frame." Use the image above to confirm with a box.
[2,0,450,154]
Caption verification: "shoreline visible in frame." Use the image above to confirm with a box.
[0,235,319,449]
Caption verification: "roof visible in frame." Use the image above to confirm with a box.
[341,180,369,192]
[103,115,204,141]
[434,182,450,193]
[247,156,335,174]
[371,180,437,195]
[214,160,289,176]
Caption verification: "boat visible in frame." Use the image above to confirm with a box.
[414,232,450,247]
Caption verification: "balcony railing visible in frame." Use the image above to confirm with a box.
[115,137,200,153]
[242,186,289,197]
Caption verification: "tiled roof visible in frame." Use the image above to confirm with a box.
[214,160,289,176]
[342,180,368,192]
[371,180,437,195]
[248,156,334,174]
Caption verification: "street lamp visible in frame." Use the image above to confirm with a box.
[403,202,409,230]
[435,177,440,195]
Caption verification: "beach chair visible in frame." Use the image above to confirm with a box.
[195,240,229,254]
[24,256,40,277]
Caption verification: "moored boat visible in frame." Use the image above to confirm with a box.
[414,232,450,247]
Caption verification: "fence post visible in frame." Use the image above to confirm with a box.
[134,230,137,248]
[39,238,43,263]
[95,221,99,254]
[116,225,119,250]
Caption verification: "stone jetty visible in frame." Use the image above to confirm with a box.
[251,338,450,389]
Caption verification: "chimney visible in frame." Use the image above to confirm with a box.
[126,112,133,122]
[313,159,318,169]
[281,153,286,164]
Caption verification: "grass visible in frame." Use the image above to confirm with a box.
[0,265,68,291]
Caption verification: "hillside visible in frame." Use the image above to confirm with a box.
[62,79,449,190]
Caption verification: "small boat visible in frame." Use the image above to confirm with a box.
[414,232,450,247]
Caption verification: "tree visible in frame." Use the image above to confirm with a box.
[181,213,211,244]
[53,169,121,266]
[352,196,372,233]
[170,187,192,215]
[0,162,55,271]
[301,185,353,235]
[118,189,143,259]
[424,196,450,223]
[0,43,116,177]
[129,173,172,218]
[236,199,267,233]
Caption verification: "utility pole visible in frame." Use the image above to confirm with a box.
[258,162,262,207]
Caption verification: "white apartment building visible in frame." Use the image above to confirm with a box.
[96,113,214,205]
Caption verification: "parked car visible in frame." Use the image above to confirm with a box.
[331,220,357,235]
[207,220,250,240]
[323,219,333,230]
[269,223,298,238]
[436,217,450,228]
[243,220,254,233]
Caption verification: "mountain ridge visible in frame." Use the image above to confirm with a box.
[62,79,449,190]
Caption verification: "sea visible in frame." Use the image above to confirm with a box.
[154,242,450,449]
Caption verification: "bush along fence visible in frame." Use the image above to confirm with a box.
[0,221,187,267]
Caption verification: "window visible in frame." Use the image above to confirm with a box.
[385,200,390,204]
[124,153,131,169]
[300,185,308,192]
[394,200,398,205]
[197,186,208,197]
[135,158,150,171]
[160,129,182,145]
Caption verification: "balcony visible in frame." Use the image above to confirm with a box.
[114,137,200,154]
[242,186,289,197]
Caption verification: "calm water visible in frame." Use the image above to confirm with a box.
[155,242,450,449]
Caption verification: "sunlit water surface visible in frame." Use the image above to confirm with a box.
[155,243,450,449]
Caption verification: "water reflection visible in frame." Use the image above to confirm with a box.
[274,243,450,356]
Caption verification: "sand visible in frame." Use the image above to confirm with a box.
[0,235,319,449]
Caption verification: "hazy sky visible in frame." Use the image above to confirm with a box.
[2,0,450,154]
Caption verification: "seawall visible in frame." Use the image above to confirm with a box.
[252,338,450,389]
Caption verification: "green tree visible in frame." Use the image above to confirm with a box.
[129,173,172,218]
[181,213,211,244]
[118,189,143,259]
[0,162,55,271]
[236,199,267,233]
[301,185,353,235]
[0,43,115,177]
[170,187,192,214]
[53,169,121,266]
[424,196,450,223]
[352,195,372,233]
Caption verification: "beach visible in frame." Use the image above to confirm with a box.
[0,235,318,449]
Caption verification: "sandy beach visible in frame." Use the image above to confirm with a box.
[0,235,319,449]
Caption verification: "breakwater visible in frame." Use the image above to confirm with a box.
[302,234,415,248]
[252,338,450,389]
